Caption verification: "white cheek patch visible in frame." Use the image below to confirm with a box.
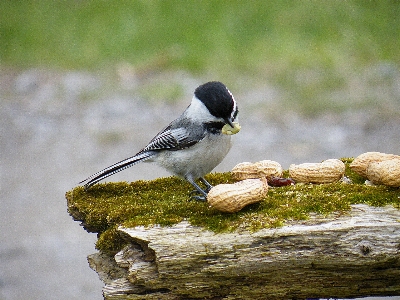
[186,96,216,122]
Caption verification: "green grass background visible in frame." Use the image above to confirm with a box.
[1,1,400,113]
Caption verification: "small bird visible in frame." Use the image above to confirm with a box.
[80,81,240,201]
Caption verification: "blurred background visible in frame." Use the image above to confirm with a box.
[1,1,399,299]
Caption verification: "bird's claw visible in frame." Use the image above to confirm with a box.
[189,190,207,202]
[192,195,207,202]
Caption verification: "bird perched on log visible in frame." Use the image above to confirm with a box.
[80,81,240,201]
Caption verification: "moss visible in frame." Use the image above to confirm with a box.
[66,158,399,254]
[341,157,366,184]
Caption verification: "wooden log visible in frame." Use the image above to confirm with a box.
[87,204,400,300]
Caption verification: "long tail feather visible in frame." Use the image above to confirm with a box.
[80,151,155,189]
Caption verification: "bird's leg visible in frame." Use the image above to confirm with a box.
[186,177,208,201]
[199,177,213,193]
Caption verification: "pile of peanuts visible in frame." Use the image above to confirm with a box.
[207,152,400,213]
[349,152,400,187]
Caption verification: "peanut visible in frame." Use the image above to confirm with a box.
[231,160,283,181]
[222,122,241,135]
[289,159,345,184]
[350,152,400,177]
[207,178,268,213]
[366,158,400,187]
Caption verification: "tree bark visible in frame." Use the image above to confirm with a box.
[88,204,400,299]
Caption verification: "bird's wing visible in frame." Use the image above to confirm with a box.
[80,123,206,189]
[141,125,204,152]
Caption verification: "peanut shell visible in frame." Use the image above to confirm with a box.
[350,152,400,177]
[366,158,400,187]
[207,178,268,213]
[289,159,345,184]
[231,160,283,181]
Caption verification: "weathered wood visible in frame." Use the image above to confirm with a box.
[88,204,400,299]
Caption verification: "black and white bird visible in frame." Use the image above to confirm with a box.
[80,81,240,200]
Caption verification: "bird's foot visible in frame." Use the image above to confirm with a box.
[189,190,207,202]
[199,177,213,193]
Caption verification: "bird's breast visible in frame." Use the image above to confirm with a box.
[155,134,232,179]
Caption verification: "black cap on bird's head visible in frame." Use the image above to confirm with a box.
[194,81,238,126]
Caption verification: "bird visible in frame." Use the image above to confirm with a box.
[80,81,239,201]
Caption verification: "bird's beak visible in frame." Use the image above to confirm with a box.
[222,118,241,135]
[224,118,235,128]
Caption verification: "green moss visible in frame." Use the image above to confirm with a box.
[341,157,367,184]
[66,159,399,254]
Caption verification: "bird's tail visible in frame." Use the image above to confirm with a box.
[79,151,155,190]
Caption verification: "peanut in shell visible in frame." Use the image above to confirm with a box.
[289,159,345,184]
[366,158,400,187]
[350,152,400,177]
[207,178,268,213]
[231,160,283,181]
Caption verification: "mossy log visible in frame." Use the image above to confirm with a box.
[87,204,400,300]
